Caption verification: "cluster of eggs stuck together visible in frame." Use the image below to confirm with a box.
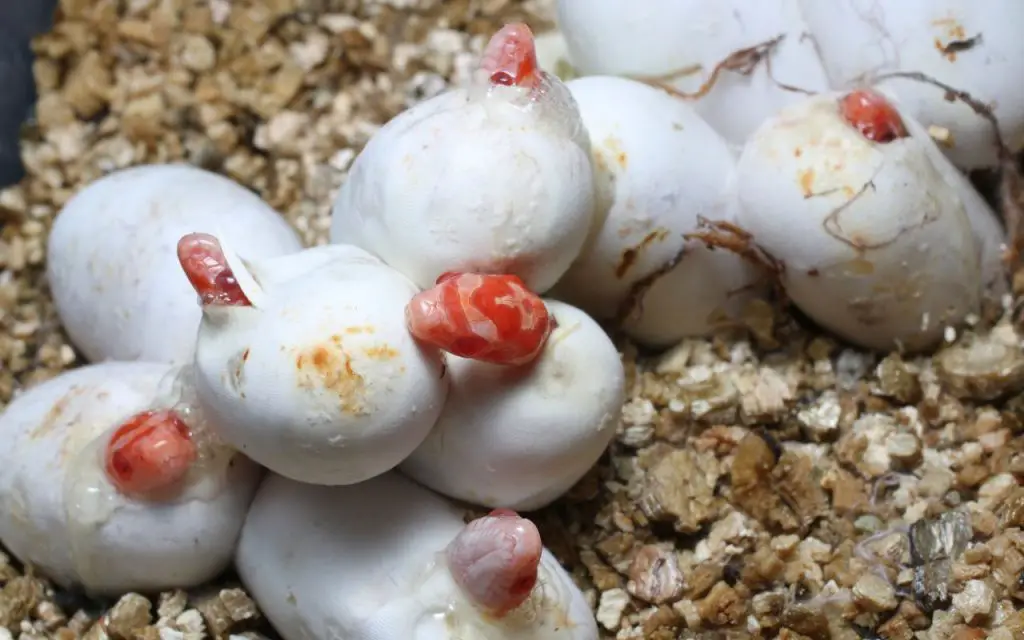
[1,2,1022,638]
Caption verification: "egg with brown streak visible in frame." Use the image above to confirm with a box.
[555,0,832,146]
[734,90,1002,352]
[190,244,449,486]
[550,76,764,347]
[798,0,1024,169]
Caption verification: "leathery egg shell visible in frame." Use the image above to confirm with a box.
[798,0,1024,169]
[734,91,983,352]
[192,244,449,486]
[328,67,594,293]
[400,299,625,511]
[551,76,763,346]
[46,164,302,366]
[555,0,832,146]
[893,92,1008,300]
[0,362,260,595]
[236,472,599,640]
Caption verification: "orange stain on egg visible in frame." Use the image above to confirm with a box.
[799,168,816,198]
[603,136,628,169]
[931,18,967,62]
[295,338,367,415]
[362,345,399,361]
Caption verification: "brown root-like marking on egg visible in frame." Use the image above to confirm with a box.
[294,336,368,416]
[176,232,252,306]
[615,244,689,327]
[640,35,815,102]
[872,69,1022,272]
[838,89,908,144]
[615,228,671,279]
[480,23,540,88]
[621,219,779,333]
[680,218,789,304]
[104,409,197,499]
[445,509,543,618]
[819,179,932,254]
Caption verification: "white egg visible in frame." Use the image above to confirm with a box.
[400,300,624,511]
[329,34,594,293]
[893,92,1008,299]
[798,0,1024,169]
[734,90,985,352]
[0,362,260,595]
[192,244,449,486]
[551,76,763,346]
[236,472,598,640]
[555,0,832,146]
[46,164,302,366]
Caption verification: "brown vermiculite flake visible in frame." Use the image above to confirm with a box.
[102,593,152,640]
[2,0,1024,639]
[0,576,44,630]
[625,545,685,605]
[195,588,260,637]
